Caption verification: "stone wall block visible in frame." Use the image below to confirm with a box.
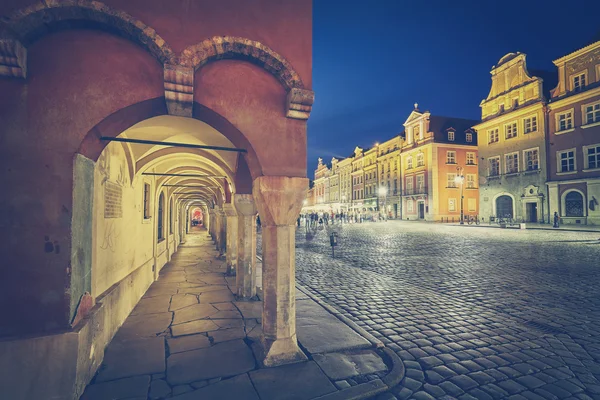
[164,64,194,118]
[286,88,315,120]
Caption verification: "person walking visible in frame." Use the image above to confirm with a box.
[553,212,559,228]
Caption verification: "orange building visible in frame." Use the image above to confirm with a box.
[401,106,479,221]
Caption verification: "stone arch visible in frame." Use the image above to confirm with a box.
[0,0,175,70]
[179,36,304,91]
[492,192,516,218]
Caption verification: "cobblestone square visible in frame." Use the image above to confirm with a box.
[263,222,600,399]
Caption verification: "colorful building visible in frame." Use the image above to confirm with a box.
[474,53,553,223]
[377,136,402,218]
[400,106,479,221]
[547,40,600,225]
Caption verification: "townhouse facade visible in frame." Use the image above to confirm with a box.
[377,136,402,218]
[474,53,551,223]
[547,40,600,225]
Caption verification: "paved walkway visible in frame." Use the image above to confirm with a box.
[81,227,402,400]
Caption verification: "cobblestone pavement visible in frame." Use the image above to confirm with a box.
[260,222,600,399]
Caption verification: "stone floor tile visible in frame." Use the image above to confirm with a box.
[149,379,171,399]
[167,334,211,354]
[172,304,219,325]
[313,350,387,380]
[169,374,259,400]
[115,313,172,339]
[132,295,172,315]
[170,294,199,311]
[171,319,220,337]
[249,361,337,400]
[167,339,255,385]
[96,337,166,382]
[82,375,150,400]
[208,327,246,343]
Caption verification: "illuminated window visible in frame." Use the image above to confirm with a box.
[524,116,537,133]
[505,122,517,139]
[505,152,519,174]
[573,73,586,91]
[416,153,424,167]
[466,152,476,165]
[406,176,413,194]
[466,174,476,189]
[468,198,476,212]
[446,151,456,164]
[466,132,473,142]
[524,148,539,171]
[448,130,455,141]
[586,145,600,169]
[558,150,575,172]
[448,198,456,212]
[584,102,600,125]
[557,111,573,131]
[489,157,500,176]
[447,173,457,188]
[488,128,499,144]
[407,157,413,169]
[143,183,151,219]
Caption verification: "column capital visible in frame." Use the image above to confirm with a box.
[234,194,257,217]
[252,176,308,226]
[223,203,237,217]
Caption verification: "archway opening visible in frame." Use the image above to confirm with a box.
[496,195,513,218]
[565,191,584,217]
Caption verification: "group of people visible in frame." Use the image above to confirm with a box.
[297,211,389,228]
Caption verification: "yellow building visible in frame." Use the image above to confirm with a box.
[474,53,551,223]
[363,146,379,214]
[400,105,479,221]
[351,147,365,211]
[377,136,402,218]
[338,157,353,212]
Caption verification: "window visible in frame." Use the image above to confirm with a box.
[447,173,457,188]
[565,191,584,217]
[466,174,476,189]
[143,183,151,219]
[448,130,455,141]
[416,153,424,167]
[157,192,164,241]
[559,150,575,172]
[557,111,573,131]
[407,200,414,212]
[466,152,476,165]
[524,116,537,133]
[524,148,539,171]
[586,145,600,169]
[170,199,173,234]
[488,128,499,143]
[505,153,519,174]
[505,122,517,139]
[466,132,473,142]
[489,157,500,176]
[584,103,600,125]
[406,176,413,194]
[468,198,476,212]
[446,151,456,164]
[573,73,586,91]
[416,175,425,193]
[407,157,413,169]
[448,198,456,212]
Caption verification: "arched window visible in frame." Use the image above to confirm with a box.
[565,191,584,217]
[157,193,164,241]
[170,198,173,234]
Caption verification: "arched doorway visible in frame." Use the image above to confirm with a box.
[564,191,584,217]
[496,195,513,218]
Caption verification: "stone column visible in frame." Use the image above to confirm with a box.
[208,209,215,239]
[253,176,308,367]
[223,203,238,276]
[220,209,227,256]
[214,207,223,251]
[234,194,257,298]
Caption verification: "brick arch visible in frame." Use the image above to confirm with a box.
[0,0,175,64]
[179,36,304,91]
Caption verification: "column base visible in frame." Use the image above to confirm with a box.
[259,334,307,367]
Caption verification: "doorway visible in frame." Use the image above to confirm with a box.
[495,195,513,218]
[393,204,398,219]
[418,202,425,219]
[526,202,538,222]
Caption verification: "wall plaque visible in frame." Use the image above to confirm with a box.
[104,181,123,218]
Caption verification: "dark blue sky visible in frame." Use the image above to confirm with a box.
[308,0,600,177]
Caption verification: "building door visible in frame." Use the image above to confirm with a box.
[418,202,425,219]
[496,195,513,218]
[393,204,398,219]
[526,202,537,222]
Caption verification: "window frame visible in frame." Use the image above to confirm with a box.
[582,101,600,126]
[466,174,476,189]
[505,121,518,139]
[416,174,425,193]
[556,109,574,133]
[407,156,413,169]
[523,115,538,134]
[557,148,577,173]
[446,151,457,165]
[505,152,519,174]
[448,130,455,141]
[571,71,587,92]
[416,153,424,167]
[467,198,476,212]
[466,132,473,142]
[488,156,501,177]
[405,176,414,194]
[157,192,165,242]
[448,198,457,212]
[488,128,499,144]
[466,152,476,166]
[447,173,457,188]
[583,143,600,170]
[523,147,540,171]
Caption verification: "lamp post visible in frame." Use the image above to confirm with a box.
[455,166,465,225]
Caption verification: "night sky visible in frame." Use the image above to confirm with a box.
[308,0,600,178]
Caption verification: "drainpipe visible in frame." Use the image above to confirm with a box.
[543,103,551,224]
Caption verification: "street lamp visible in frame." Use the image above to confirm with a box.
[454,166,465,225]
